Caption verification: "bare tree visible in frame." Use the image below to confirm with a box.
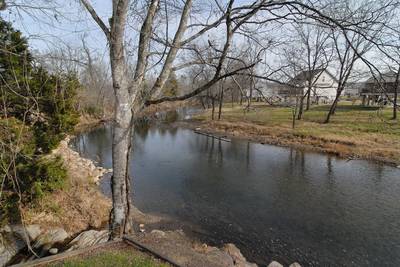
[292,23,333,119]
[77,0,400,238]
[324,30,372,123]
[80,0,270,238]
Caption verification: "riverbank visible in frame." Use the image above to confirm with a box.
[191,103,400,166]
[4,112,283,267]
[22,135,111,234]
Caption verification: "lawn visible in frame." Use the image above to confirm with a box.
[50,250,169,267]
[195,102,400,164]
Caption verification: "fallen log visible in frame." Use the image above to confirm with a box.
[193,130,231,142]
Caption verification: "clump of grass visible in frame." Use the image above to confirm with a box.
[50,251,169,267]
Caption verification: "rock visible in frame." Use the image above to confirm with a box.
[67,230,109,251]
[0,232,26,267]
[223,243,246,263]
[289,263,302,267]
[267,261,283,267]
[14,225,42,241]
[49,248,58,255]
[34,228,69,249]
[222,243,257,267]
[150,230,166,237]
[0,225,43,266]
[1,224,43,241]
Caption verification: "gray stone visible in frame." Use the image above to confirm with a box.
[223,243,246,263]
[68,230,109,251]
[0,232,25,267]
[49,248,59,255]
[267,261,283,267]
[12,225,42,241]
[289,263,302,267]
[222,243,257,267]
[150,230,166,237]
[34,228,69,249]
[0,225,44,267]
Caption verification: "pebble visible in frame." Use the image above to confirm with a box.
[49,248,58,255]
[268,261,283,267]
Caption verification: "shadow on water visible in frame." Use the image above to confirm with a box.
[71,117,400,267]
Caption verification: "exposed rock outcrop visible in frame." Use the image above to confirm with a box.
[66,230,109,251]
[0,225,69,267]
[131,229,258,267]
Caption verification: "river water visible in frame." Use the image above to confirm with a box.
[71,120,400,266]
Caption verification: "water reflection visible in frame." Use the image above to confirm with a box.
[71,124,400,267]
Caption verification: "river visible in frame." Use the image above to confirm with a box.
[71,118,400,266]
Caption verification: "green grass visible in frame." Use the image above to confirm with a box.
[50,250,169,267]
[200,102,400,137]
[197,102,400,162]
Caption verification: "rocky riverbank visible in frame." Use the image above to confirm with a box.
[0,115,301,267]
[0,131,112,266]
[1,226,299,267]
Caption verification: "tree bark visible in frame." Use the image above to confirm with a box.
[325,88,343,123]
[218,83,224,120]
[211,96,215,120]
[392,66,400,120]
[297,90,305,120]
[306,86,311,111]
[108,0,132,239]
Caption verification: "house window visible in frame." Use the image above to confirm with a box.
[322,76,326,82]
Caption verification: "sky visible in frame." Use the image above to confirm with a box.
[0,0,395,82]
[1,1,111,56]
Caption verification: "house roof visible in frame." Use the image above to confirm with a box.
[289,68,338,85]
[365,71,398,84]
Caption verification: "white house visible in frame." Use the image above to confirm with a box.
[279,69,339,102]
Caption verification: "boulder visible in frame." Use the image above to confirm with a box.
[222,243,257,267]
[0,225,43,267]
[67,230,109,251]
[289,263,302,267]
[223,243,246,263]
[267,261,283,267]
[0,232,25,267]
[34,228,68,249]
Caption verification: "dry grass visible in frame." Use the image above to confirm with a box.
[23,136,111,234]
[195,102,400,165]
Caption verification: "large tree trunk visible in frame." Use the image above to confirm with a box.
[108,0,132,238]
[110,70,133,238]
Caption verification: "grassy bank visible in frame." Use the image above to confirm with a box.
[194,102,400,165]
[50,251,168,267]
[48,242,169,267]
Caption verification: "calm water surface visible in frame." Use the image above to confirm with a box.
[72,123,400,267]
